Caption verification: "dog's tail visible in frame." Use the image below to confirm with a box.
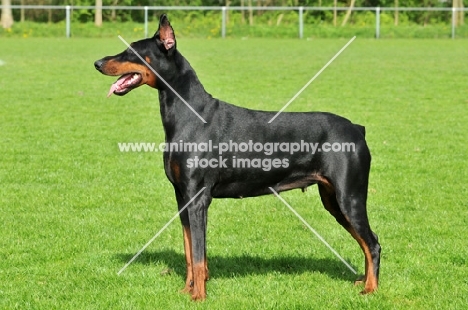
[354,124,366,138]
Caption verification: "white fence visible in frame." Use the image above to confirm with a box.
[1,5,467,39]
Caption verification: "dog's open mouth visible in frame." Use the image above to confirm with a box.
[107,73,142,97]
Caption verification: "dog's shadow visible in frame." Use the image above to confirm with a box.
[116,250,358,282]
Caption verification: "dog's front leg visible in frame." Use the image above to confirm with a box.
[177,187,211,301]
[188,194,210,301]
[181,225,193,294]
[175,189,194,295]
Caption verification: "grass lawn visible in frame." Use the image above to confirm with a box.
[0,36,467,309]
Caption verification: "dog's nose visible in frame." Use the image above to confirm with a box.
[94,59,104,71]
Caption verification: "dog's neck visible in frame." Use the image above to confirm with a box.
[157,51,215,141]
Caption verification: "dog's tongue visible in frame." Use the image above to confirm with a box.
[107,82,120,98]
[107,74,132,97]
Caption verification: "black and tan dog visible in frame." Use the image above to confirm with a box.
[94,14,380,301]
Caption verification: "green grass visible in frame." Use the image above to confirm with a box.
[1,37,468,309]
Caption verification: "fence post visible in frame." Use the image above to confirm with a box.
[66,5,71,38]
[451,6,456,39]
[221,6,226,38]
[375,6,380,39]
[299,6,304,39]
[144,6,148,38]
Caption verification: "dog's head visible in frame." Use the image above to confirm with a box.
[94,14,176,97]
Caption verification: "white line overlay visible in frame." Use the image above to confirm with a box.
[268,187,357,275]
[268,36,356,124]
[117,187,207,275]
[117,35,207,124]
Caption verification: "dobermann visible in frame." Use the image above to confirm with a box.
[94,14,380,301]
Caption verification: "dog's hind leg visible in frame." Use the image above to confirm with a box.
[340,195,380,295]
[318,178,380,294]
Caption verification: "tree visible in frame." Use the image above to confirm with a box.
[95,0,102,26]
[333,0,337,26]
[341,0,356,26]
[20,0,25,22]
[1,0,14,29]
[453,0,464,26]
[394,0,399,26]
[248,0,253,25]
[111,0,119,21]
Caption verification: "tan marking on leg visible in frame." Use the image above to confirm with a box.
[181,226,193,294]
[317,174,378,293]
[346,224,378,294]
[191,262,207,301]
[170,160,181,183]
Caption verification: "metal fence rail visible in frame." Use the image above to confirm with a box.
[1,5,467,39]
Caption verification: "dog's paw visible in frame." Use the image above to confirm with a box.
[354,275,366,286]
[180,286,193,294]
[191,292,206,301]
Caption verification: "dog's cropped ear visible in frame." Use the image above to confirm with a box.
[155,14,176,53]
